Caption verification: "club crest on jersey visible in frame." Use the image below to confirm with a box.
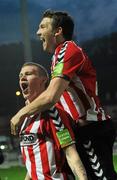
[20,133,38,146]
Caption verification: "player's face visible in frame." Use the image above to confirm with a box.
[19,65,45,103]
[37,17,57,53]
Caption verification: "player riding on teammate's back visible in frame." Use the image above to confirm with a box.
[11,9,117,180]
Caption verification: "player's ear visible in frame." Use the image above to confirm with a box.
[43,78,49,89]
[55,27,62,37]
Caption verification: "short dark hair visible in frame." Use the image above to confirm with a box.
[43,9,74,40]
[22,62,49,88]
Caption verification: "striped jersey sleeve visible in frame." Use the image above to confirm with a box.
[48,106,75,149]
[51,41,85,80]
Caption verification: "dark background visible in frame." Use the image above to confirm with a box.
[0,0,117,136]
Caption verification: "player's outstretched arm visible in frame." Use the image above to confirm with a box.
[64,144,88,180]
[10,77,69,135]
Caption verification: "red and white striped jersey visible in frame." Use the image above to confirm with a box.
[51,41,110,122]
[19,106,75,180]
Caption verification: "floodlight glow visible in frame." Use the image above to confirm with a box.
[0,145,5,150]
[16,91,21,96]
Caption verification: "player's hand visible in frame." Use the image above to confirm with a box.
[10,113,21,135]
[10,110,26,135]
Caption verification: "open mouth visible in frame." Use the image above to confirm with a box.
[21,82,29,93]
[40,37,45,44]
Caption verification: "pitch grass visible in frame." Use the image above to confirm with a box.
[114,154,117,171]
[0,155,117,180]
[0,166,26,180]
